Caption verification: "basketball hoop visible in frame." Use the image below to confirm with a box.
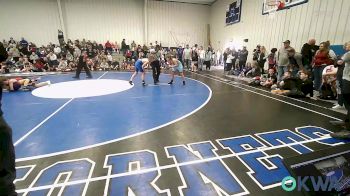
[277,0,285,10]
[266,0,278,19]
[265,0,285,19]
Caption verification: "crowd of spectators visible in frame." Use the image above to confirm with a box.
[0,37,349,106]
[0,37,223,76]
[222,39,349,105]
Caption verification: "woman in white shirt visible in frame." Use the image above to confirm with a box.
[225,52,233,74]
[198,46,205,71]
[204,48,212,70]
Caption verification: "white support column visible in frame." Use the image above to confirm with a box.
[144,0,148,45]
[57,0,67,40]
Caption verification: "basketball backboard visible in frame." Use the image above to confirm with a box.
[262,0,308,15]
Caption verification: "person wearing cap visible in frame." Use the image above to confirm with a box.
[277,40,293,81]
[287,48,303,77]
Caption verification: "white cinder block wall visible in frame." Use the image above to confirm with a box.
[148,0,209,47]
[209,0,350,53]
[0,0,61,46]
[0,0,210,47]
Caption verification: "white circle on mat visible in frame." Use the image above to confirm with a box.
[32,79,133,99]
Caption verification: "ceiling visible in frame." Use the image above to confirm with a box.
[157,0,217,5]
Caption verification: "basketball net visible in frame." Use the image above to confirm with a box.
[266,0,285,19]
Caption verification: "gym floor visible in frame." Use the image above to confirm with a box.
[5,70,350,196]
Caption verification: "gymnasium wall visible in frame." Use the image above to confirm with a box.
[61,0,144,45]
[0,0,61,46]
[210,0,350,54]
[0,0,209,47]
[147,0,210,47]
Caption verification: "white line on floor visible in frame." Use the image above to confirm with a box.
[195,72,342,121]
[15,75,212,162]
[14,72,109,146]
[15,134,340,194]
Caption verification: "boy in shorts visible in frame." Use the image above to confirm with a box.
[129,58,149,86]
[167,56,185,85]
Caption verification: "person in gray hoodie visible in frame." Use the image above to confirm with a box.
[277,40,293,81]
[331,41,350,139]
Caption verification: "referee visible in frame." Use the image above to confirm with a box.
[73,51,92,79]
[0,42,17,196]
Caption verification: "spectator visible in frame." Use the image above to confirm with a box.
[331,41,350,139]
[47,52,58,69]
[272,70,313,97]
[231,48,238,70]
[121,39,127,54]
[215,49,221,66]
[267,48,278,70]
[332,57,345,109]
[100,59,109,71]
[301,38,319,71]
[18,44,30,57]
[155,41,161,51]
[8,45,20,62]
[287,48,303,77]
[253,45,261,61]
[238,46,248,71]
[54,45,61,56]
[106,52,113,65]
[225,50,234,73]
[312,42,334,95]
[325,41,337,60]
[320,64,337,100]
[191,45,199,72]
[19,37,28,48]
[15,57,24,70]
[257,46,267,74]
[57,59,68,71]
[183,44,191,70]
[246,61,261,77]
[204,47,212,71]
[66,51,74,63]
[8,37,16,45]
[177,46,184,64]
[223,48,229,69]
[277,40,293,81]
[58,30,64,46]
[261,68,277,88]
[131,41,136,52]
[198,46,205,71]
[105,40,112,53]
[28,42,37,53]
[33,59,45,72]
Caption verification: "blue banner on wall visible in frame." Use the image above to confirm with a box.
[225,0,242,26]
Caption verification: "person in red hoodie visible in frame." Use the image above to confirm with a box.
[33,59,45,72]
[105,41,112,53]
[312,42,334,95]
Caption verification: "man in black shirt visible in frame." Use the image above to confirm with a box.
[271,70,313,97]
[121,39,127,55]
[0,43,17,196]
[238,46,248,71]
[73,51,92,79]
[301,39,319,71]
